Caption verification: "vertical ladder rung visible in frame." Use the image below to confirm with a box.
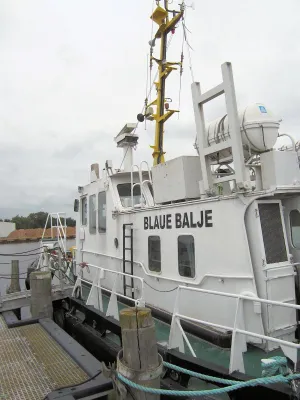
[123,223,134,299]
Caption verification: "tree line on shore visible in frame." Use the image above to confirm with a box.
[0,212,76,230]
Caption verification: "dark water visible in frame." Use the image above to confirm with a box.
[0,242,41,294]
[0,242,42,318]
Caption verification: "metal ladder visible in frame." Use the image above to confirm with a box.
[122,223,134,298]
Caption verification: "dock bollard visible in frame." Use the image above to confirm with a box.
[30,271,53,319]
[6,260,21,320]
[117,307,163,400]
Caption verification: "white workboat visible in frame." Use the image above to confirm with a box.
[70,0,300,383]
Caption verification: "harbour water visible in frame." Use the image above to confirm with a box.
[0,242,41,294]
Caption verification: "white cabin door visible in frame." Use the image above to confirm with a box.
[256,201,296,340]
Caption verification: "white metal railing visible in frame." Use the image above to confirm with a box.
[140,161,154,207]
[131,164,143,208]
[168,285,300,374]
[42,212,67,254]
[130,162,154,208]
[72,263,145,321]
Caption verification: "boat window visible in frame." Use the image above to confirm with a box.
[81,197,87,226]
[290,209,300,249]
[258,203,287,264]
[178,235,195,278]
[117,183,141,207]
[89,194,97,234]
[148,236,161,272]
[98,191,106,233]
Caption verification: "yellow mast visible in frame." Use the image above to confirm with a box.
[144,1,184,166]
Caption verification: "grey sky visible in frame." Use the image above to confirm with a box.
[0,0,299,218]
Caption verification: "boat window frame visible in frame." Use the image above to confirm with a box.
[117,182,142,208]
[148,235,162,273]
[81,196,87,226]
[177,234,195,279]
[98,191,107,234]
[89,194,97,235]
[290,209,300,249]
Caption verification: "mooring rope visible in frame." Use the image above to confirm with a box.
[117,358,298,396]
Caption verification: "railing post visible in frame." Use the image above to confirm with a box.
[229,297,247,373]
[168,287,184,352]
[86,269,103,312]
[6,260,21,320]
[117,307,162,400]
[58,248,64,292]
[106,276,119,320]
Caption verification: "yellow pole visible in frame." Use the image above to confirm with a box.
[149,3,183,166]
[152,2,169,165]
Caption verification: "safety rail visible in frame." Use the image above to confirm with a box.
[72,263,145,321]
[168,285,300,374]
[131,164,143,208]
[140,161,154,207]
[42,212,67,254]
[140,160,153,185]
[130,162,154,208]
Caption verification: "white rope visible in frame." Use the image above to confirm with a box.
[182,12,195,83]
[149,0,155,104]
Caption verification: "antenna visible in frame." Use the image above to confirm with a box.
[115,123,139,172]
[137,1,184,166]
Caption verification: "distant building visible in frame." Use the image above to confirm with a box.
[0,227,76,244]
[0,222,16,238]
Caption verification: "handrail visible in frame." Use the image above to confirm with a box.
[73,262,145,320]
[41,212,67,254]
[169,285,300,374]
[177,285,300,310]
[130,165,142,208]
[140,161,152,184]
[86,262,145,302]
[139,161,154,206]
[130,163,155,208]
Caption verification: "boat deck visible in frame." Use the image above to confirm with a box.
[0,315,88,399]
[97,291,285,378]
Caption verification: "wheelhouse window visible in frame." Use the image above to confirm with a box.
[89,194,96,234]
[290,209,300,249]
[117,183,141,207]
[81,197,87,226]
[178,235,195,278]
[148,236,161,272]
[98,191,106,233]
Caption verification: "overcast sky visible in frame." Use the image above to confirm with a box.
[0,0,299,218]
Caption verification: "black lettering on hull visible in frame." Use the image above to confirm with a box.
[144,210,213,229]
